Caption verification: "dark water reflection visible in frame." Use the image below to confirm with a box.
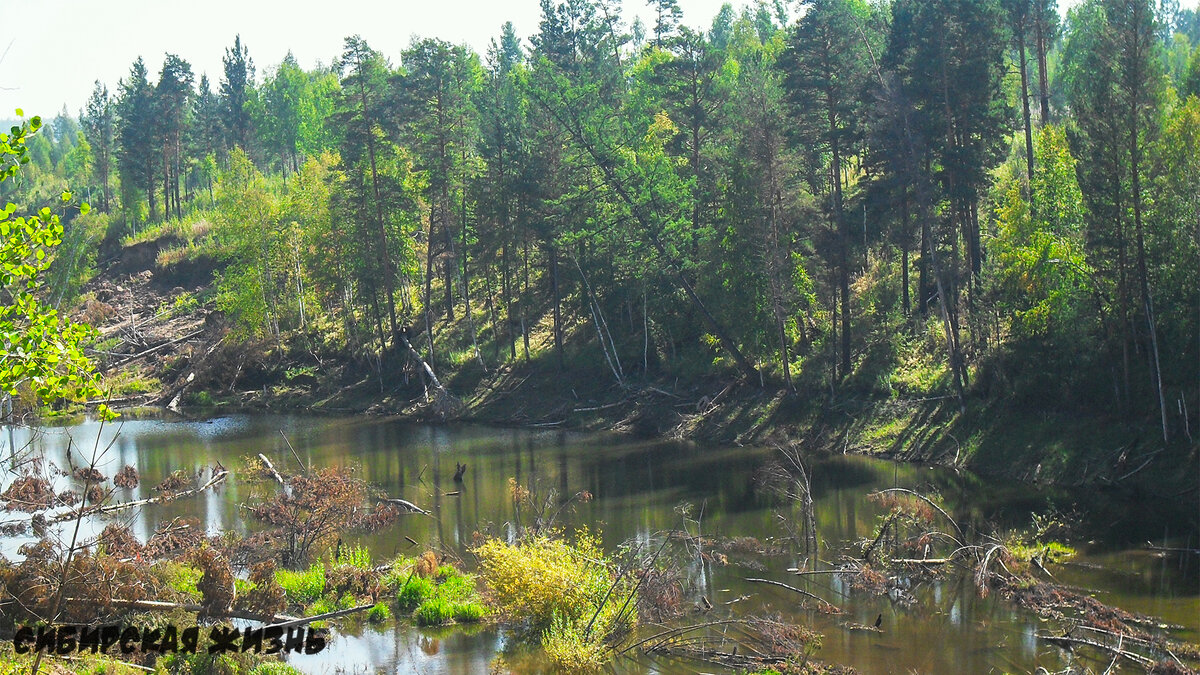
[3,415,1196,674]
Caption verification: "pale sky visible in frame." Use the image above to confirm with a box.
[0,0,732,120]
[1,0,1196,121]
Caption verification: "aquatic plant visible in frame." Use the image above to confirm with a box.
[275,563,326,604]
[367,602,392,623]
[414,596,454,626]
[475,529,636,670]
[396,575,435,611]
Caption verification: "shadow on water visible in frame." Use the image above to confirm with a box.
[3,414,1196,674]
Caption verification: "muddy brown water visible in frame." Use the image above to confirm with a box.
[3,414,1197,674]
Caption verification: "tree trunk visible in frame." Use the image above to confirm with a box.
[1019,25,1035,195]
[551,244,564,370]
[1035,0,1051,125]
[1130,117,1169,443]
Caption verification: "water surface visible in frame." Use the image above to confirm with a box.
[4,415,1196,674]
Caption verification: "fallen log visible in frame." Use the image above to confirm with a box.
[744,577,840,613]
[257,454,285,485]
[1037,632,1155,668]
[105,330,204,369]
[66,597,299,624]
[43,470,229,524]
[379,497,430,516]
[267,603,374,629]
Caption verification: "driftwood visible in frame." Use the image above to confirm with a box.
[35,470,230,525]
[267,603,374,629]
[105,330,204,369]
[744,577,840,613]
[379,497,430,516]
[279,430,307,473]
[66,597,299,624]
[573,401,625,413]
[891,558,953,565]
[1037,632,1155,668]
[257,454,284,485]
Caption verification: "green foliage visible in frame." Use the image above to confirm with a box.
[395,575,434,611]
[275,563,326,604]
[541,611,611,671]
[0,115,109,413]
[413,597,454,626]
[475,529,634,669]
[160,561,203,599]
[990,125,1092,337]
[329,542,372,569]
[367,602,392,623]
[248,663,304,675]
[452,601,485,622]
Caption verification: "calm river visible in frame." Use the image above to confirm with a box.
[4,414,1197,674]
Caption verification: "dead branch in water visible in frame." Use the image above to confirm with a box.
[870,488,966,546]
[13,469,231,526]
[1037,632,1156,668]
[68,597,299,624]
[257,454,284,485]
[378,497,430,516]
[744,577,841,613]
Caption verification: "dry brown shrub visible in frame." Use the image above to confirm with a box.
[845,565,889,595]
[415,550,439,577]
[327,564,380,602]
[79,299,116,326]
[719,536,785,556]
[145,517,205,559]
[73,466,106,482]
[748,616,823,659]
[221,530,278,568]
[4,538,160,624]
[154,469,192,495]
[245,465,396,566]
[194,548,235,617]
[56,489,79,506]
[86,485,106,504]
[870,492,938,523]
[239,560,287,619]
[99,523,145,559]
[113,464,140,489]
[2,475,55,511]
[635,565,686,622]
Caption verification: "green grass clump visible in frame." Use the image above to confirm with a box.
[367,603,392,623]
[234,578,258,596]
[396,575,435,611]
[275,563,325,604]
[248,663,304,675]
[452,601,485,623]
[307,597,334,616]
[336,593,359,611]
[414,597,454,626]
[435,572,477,604]
[160,562,203,599]
[330,543,372,569]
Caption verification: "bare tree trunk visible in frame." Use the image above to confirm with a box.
[1018,23,1035,195]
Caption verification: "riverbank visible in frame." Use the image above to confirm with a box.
[52,231,1198,505]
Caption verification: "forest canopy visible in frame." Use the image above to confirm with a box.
[4,0,1198,446]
